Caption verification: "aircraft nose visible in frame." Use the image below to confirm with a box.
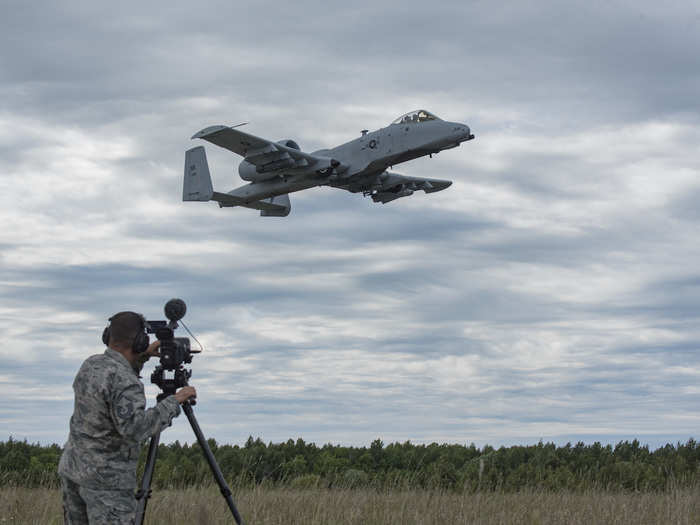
[463,125,474,140]
[453,124,474,142]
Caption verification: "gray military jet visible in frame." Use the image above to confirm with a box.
[183,109,474,216]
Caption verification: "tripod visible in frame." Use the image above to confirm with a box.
[134,392,245,525]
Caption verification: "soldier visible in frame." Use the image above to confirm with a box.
[58,311,197,524]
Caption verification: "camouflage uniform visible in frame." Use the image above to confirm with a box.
[59,348,181,524]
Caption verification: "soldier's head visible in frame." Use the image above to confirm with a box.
[104,311,149,353]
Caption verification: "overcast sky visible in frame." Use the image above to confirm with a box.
[1,0,699,449]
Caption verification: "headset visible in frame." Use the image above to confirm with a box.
[101,312,150,354]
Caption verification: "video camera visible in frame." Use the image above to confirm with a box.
[135,300,244,525]
[146,298,200,399]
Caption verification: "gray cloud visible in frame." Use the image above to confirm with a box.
[1,0,699,449]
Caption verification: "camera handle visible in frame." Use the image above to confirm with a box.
[134,399,245,525]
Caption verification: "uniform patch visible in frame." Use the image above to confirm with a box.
[116,402,134,419]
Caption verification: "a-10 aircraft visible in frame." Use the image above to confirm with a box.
[183,109,474,216]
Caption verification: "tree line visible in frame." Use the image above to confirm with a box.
[2,436,700,491]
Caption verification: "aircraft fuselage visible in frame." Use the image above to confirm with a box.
[230,119,473,203]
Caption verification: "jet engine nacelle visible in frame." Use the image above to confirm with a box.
[238,139,304,182]
[238,137,344,182]
[277,139,300,150]
[238,160,261,181]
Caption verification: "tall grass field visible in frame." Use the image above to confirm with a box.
[2,485,700,524]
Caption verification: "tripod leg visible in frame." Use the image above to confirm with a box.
[182,402,245,525]
[134,431,161,525]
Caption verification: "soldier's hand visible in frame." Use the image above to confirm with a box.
[145,340,161,358]
[174,386,197,404]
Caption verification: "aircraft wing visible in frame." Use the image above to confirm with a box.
[379,172,452,193]
[367,171,452,204]
[192,125,327,169]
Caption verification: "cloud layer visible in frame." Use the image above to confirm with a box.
[1,0,699,448]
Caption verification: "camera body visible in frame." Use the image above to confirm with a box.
[146,299,197,399]
[146,321,192,369]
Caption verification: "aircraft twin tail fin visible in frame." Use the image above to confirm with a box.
[183,146,214,202]
[183,146,291,217]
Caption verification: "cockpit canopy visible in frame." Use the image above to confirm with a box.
[392,110,441,125]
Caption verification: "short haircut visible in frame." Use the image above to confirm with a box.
[109,311,144,346]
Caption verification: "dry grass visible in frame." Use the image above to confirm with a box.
[2,486,700,524]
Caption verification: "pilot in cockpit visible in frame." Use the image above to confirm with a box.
[393,110,440,126]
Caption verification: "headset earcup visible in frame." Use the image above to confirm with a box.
[133,331,150,354]
[102,326,111,346]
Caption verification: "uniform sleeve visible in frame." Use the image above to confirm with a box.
[110,383,181,442]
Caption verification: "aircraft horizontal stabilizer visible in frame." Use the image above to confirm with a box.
[209,190,291,216]
[259,194,291,217]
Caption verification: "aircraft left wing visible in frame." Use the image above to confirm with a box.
[192,125,338,170]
